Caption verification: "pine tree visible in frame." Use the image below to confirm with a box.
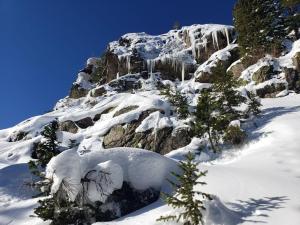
[28,119,60,195]
[193,89,224,152]
[234,0,286,61]
[157,152,211,225]
[211,66,246,121]
[161,86,189,119]
[281,0,300,39]
[245,91,262,117]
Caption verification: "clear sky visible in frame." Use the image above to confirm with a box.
[0,0,236,129]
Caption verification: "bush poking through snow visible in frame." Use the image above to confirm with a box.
[161,86,189,119]
[224,125,246,145]
[157,152,211,225]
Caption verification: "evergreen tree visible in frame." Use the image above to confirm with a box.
[245,91,262,117]
[281,0,300,39]
[161,86,189,119]
[193,89,224,152]
[28,119,60,195]
[157,152,211,225]
[234,0,286,61]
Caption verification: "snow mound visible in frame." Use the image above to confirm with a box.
[46,147,178,202]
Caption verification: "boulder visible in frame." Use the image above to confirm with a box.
[69,84,89,99]
[252,65,273,83]
[108,75,142,92]
[227,60,246,78]
[284,67,299,90]
[91,86,106,97]
[292,52,300,72]
[58,120,78,134]
[256,82,286,98]
[75,117,94,129]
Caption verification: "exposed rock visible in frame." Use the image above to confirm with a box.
[284,67,299,90]
[113,106,139,117]
[195,45,240,83]
[108,74,142,92]
[75,117,94,129]
[58,120,78,134]
[8,131,28,142]
[256,82,286,98]
[95,182,159,221]
[93,107,116,122]
[227,60,246,78]
[69,84,89,99]
[103,110,191,154]
[292,52,300,72]
[252,65,273,83]
[91,86,106,97]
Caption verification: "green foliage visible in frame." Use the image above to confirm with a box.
[234,0,286,59]
[34,195,89,225]
[281,0,300,39]
[33,119,60,167]
[193,67,246,152]
[28,120,60,195]
[224,125,246,145]
[157,152,210,225]
[161,86,189,119]
[245,92,262,117]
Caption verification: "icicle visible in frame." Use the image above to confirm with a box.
[224,28,230,46]
[212,31,219,50]
[147,59,155,80]
[181,62,185,82]
[116,72,119,79]
[126,55,131,74]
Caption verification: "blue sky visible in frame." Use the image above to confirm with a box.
[0,0,236,129]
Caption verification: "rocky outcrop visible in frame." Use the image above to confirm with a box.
[91,86,106,97]
[293,52,300,72]
[283,67,299,90]
[113,106,139,117]
[256,82,286,98]
[227,60,246,78]
[252,65,273,83]
[8,131,28,142]
[75,117,94,129]
[108,74,142,92]
[103,111,192,154]
[58,120,78,134]
[69,84,89,99]
[195,45,240,83]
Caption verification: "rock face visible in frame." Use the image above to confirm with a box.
[252,65,273,83]
[293,52,300,72]
[69,84,89,99]
[284,67,299,90]
[103,111,192,154]
[227,60,246,78]
[58,120,78,134]
[75,117,94,129]
[108,74,142,92]
[256,82,287,98]
[195,45,240,83]
[91,86,106,97]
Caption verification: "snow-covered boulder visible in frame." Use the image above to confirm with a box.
[46,148,178,202]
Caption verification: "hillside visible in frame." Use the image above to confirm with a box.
[0,23,299,225]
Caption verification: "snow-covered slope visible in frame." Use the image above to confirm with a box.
[1,95,300,225]
[0,23,300,225]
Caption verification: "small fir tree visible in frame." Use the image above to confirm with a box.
[157,152,211,225]
[245,91,262,117]
[161,86,189,119]
[28,119,60,195]
[224,125,246,145]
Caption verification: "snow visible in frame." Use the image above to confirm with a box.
[109,24,234,67]
[195,44,238,76]
[46,147,178,202]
